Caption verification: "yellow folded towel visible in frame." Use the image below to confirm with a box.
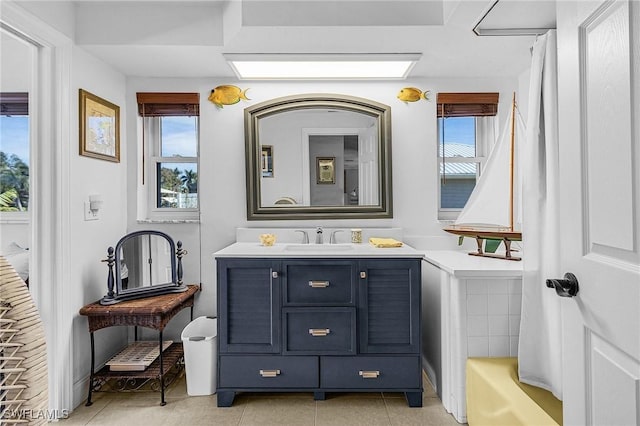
[369,237,403,248]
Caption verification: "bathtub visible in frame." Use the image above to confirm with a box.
[466,357,562,425]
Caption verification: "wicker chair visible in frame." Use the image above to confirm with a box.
[0,256,49,425]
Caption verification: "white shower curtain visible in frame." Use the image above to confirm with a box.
[518,30,563,399]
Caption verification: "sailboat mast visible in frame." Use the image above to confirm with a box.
[508,92,516,232]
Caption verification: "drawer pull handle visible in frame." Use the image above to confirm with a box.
[272,271,279,279]
[359,370,380,379]
[309,328,331,337]
[259,369,281,378]
[309,280,330,288]
[360,271,367,279]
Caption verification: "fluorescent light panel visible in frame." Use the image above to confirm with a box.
[224,54,420,80]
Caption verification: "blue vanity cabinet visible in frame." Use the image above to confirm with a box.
[217,259,281,353]
[216,257,422,408]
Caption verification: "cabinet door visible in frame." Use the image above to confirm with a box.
[358,259,421,354]
[217,259,281,353]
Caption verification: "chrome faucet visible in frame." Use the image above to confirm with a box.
[330,230,345,244]
[294,230,309,244]
[315,226,323,244]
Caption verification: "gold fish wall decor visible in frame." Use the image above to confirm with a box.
[397,87,430,103]
[208,85,250,108]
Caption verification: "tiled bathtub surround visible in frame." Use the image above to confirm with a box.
[466,278,522,357]
[422,250,523,424]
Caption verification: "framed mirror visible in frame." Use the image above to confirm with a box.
[245,94,393,220]
[100,230,187,305]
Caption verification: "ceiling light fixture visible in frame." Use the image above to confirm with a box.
[224,53,421,80]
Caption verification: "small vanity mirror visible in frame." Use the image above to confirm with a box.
[245,94,392,220]
[100,230,187,305]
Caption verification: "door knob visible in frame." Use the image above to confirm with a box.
[546,273,579,297]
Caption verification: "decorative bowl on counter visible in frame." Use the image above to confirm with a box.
[259,233,276,246]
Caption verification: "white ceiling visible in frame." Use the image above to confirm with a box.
[62,0,556,79]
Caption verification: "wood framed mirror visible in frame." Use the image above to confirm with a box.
[245,94,393,220]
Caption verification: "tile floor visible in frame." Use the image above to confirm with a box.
[61,373,463,425]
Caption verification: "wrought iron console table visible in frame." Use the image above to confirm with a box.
[79,285,199,406]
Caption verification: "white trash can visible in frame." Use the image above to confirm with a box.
[181,316,217,396]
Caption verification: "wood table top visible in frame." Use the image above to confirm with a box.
[79,285,199,332]
[80,285,199,316]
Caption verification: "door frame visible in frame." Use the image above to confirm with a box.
[1,2,73,414]
[301,127,363,206]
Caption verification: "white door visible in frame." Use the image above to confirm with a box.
[358,125,378,205]
[557,1,640,424]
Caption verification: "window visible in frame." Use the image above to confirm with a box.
[0,92,29,213]
[437,92,498,220]
[137,93,199,219]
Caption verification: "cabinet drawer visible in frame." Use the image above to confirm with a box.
[283,261,355,305]
[219,355,318,388]
[321,356,421,389]
[284,308,356,355]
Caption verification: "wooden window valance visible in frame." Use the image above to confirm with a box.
[437,92,499,117]
[136,92,199,117]
[1,92,29,116]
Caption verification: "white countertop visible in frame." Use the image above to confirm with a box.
[214,241,424,258]
[423,250,523,278]
[234,227,404,244]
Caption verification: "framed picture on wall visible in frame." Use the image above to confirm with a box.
[316,157,335,184]
[261,145,273,178]
[79,89,120,162]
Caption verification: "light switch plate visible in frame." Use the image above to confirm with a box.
[84,201,99,221]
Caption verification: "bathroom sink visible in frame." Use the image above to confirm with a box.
[284,244,355,252]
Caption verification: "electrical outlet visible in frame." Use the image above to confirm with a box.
[84,201,99,221]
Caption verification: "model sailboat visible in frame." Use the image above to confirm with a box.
[443,93,523,261]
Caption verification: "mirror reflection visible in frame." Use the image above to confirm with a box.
[258,109,379,207]
[100,230,187,305]
[245,94,393,220]
[118,234,174,290]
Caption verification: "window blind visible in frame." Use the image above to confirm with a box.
[0,92,29,116]
[136,92,199,117]
[437,92,499,117]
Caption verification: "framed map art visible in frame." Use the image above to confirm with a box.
[79,89,120,162]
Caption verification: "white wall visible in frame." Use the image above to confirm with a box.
[70,46,128,407]
[126,77,520,334]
